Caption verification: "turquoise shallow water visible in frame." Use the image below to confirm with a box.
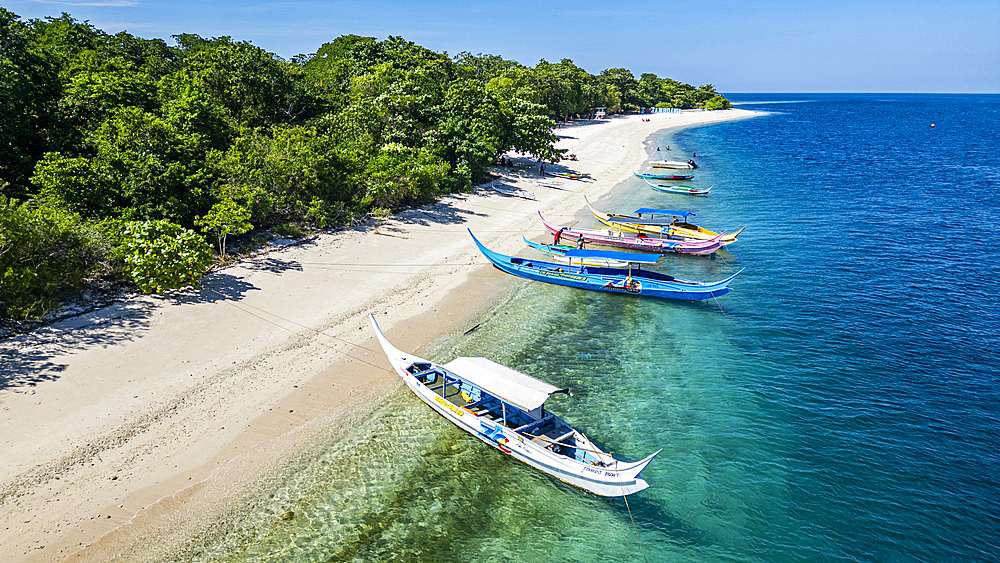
[179,94,1000,562]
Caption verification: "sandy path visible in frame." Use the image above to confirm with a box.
[0,108,757,562]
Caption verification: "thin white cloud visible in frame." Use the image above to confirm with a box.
[28,0,138,6]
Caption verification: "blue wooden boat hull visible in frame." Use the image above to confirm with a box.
[470,230,739,300]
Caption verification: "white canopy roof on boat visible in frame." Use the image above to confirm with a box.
[442,356,567,412]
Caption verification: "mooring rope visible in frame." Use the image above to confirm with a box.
[616,459,649,563]
[714,295,727,315]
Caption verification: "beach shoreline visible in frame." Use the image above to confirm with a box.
[0,108,758,562]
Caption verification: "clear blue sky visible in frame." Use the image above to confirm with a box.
[5,0,999,93]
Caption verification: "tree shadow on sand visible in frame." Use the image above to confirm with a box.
[391,201,488,227]
[0,272,264,394]
[0,299,157,393]
[240,256,305,275]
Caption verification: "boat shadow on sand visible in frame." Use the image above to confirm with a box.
[0,273,261,392]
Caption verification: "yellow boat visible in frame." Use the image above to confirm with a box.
[585,197,745,245]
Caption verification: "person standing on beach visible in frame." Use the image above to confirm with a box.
[540,162,546,175]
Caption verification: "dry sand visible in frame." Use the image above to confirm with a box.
[0,108,757,562]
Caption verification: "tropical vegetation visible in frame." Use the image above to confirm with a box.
[0,9,731,323]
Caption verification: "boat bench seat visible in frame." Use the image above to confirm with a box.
[413,369,440,384]
[550,429,576,444]
[530,430,574,445]
[513,415,554,433]
[465,397,494,410]
[529,423,572,444]
[465,399,501,418]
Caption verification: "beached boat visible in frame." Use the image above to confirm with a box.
[650,160,697,169]
[643,178,712,195]
[523,237,630,268]
[585,197,745,244]
[531,179,564,188]
[539,212,724,255]
[471,230,740,300]
[633,170,694,181]
[545,171,586,180]
[369,315,659,496]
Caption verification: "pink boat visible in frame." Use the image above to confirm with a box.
[539,212,724,255]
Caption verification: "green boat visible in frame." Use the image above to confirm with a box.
[633,170,694,181]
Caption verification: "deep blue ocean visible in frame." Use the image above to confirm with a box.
[185,94,1000,562]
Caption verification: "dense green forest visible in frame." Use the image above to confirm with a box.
[0,9,732,323]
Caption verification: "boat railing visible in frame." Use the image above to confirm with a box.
[422,368,464,399]
[575,447,608,466]
[412,368,440,385]
[427,380,449,393]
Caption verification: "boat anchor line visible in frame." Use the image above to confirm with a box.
[618,459,649,563]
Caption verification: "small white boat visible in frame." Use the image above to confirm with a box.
[650,159,698,169]
[530,179,564,188]
[370,315,659,496]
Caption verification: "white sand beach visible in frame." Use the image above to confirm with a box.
[0,108,757,562]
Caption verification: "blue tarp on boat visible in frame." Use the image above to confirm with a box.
[561,248,661,264]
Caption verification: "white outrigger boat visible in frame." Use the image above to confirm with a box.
[370,315,659,496]
[650,159,697,169]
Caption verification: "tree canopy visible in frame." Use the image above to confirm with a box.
[0,8,731,321]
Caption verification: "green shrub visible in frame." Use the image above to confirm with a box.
[273,222,303,238]
[121,220,212,294]
[0,196,103,320]
[194,198,252,255]
[703,95,733,110]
